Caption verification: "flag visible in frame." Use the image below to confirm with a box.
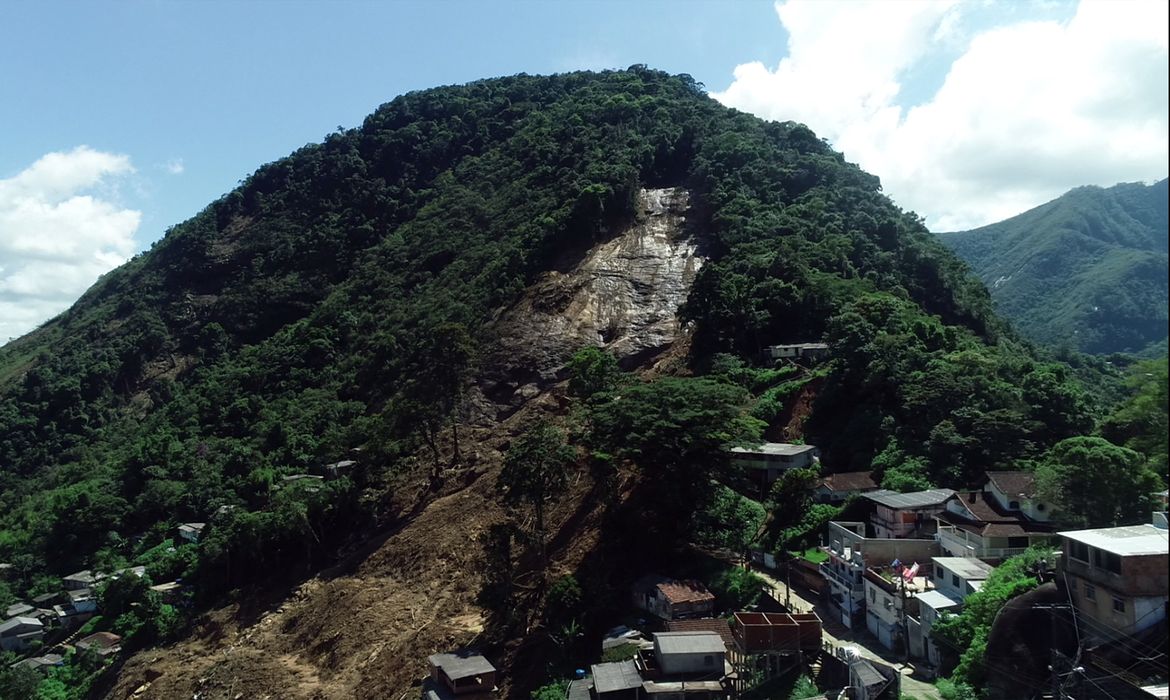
[903,562,920,581]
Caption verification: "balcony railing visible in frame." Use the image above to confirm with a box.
[937,526,1028,559]
[819,562,863,591]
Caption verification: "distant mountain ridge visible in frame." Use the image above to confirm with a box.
[938,179,1169,356]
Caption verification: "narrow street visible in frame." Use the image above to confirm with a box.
[751,565,942,700]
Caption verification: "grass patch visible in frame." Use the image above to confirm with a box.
[792,547,828,564]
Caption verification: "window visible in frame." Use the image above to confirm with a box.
[1112,598,1126,613]
[870,588,876,603]
[1069,540,1090,562]
[1008,536,1030,548]
[1009,500,1020,510]
[1084,583,1096,601]
[1092,548,1122,575]
[952,574,960,588]
[1037,503,1046,512]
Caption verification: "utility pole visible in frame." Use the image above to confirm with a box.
[786,553,793,611]
[899,569,909,662]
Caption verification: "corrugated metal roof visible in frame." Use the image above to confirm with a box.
[591,660,642,694]
[865,489,955,509]
[427,652,496,680]
[851,659,886,687]
[730,442,817,457]
[917,590,963,611]
[655,631,726,655]
[932,557,995,580]
[1060,524,1168,556]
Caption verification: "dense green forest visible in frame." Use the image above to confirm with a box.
[938,179,1169,356]
[0,67,1164,699]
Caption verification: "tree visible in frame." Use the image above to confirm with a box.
[566,347,624,399]
[694,485,765,559]
[497,422,576,568]
[587,376,764,545]
[1035,436,1162,528]
[1102,358,1169,471]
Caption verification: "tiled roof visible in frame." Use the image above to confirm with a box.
[937,508,1053,537]
[76,631,122,650]
[665,617,734,648]
[656,580,714,605]
[821,471,878,492]
[952,492,1012,522]
[986,471,1037,499]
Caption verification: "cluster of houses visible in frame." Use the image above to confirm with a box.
[808,468,1169,695]
[0,566,139,656]
[0,519,208,675]
[426,574,826,700]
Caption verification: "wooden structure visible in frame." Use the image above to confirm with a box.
[728,611,822,692]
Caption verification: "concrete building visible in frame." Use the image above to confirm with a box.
[632,576,715,621]
[914,589,962,668]
[813,471,880,504]
[820,521,939,629]
[177,522,206,544]
[652,631,726,676]
[62,570,98,590]
[864,489,954,539]
[762,343,830,362]
[935,491,1055,561]
[590,660,642,700]
[66,587,98,614]
[930,557,994,601]
[0,616,44,652]
[863,565,932,653]
[728,443,820,488]
[1060,524,1168,643]
[427,651,497,697]
[983,471,1053,522]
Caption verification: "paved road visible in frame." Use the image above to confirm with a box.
[751,566,942,700]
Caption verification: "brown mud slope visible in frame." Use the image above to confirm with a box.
[105,186,702,700]
[107,391,610,700]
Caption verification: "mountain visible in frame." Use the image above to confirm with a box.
[0,69,1111,698]
[937,179,1170,356]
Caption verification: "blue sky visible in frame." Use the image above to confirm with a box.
[1,0,1166,341]
[1,0,788,241]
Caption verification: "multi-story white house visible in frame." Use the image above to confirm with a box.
[935,491,1057,561]
[910,557,997,667]
[820,521,938,629]
[931,557,994,601]
[863,564,931,653]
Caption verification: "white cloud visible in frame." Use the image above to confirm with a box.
[712,0,1169,231]
[0,146,141,343]
[164,158,185,175]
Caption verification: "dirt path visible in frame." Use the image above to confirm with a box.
[750,566,942,700]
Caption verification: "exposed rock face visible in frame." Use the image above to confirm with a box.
[484,187,703,409]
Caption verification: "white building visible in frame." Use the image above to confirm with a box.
[931,557,994,601]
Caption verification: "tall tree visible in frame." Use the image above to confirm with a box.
[1035,436,1163,528]
[497,421,576,568]
[1101,357,1169,472]
[587,376,764,545]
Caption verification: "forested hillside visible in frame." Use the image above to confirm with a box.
[938,179,1169,356]
[0,68,1159,699]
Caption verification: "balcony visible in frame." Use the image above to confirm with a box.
[819,562,863,592]
[937,526,1028,559]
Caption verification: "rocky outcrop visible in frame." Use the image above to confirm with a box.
[483,187,703,409]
